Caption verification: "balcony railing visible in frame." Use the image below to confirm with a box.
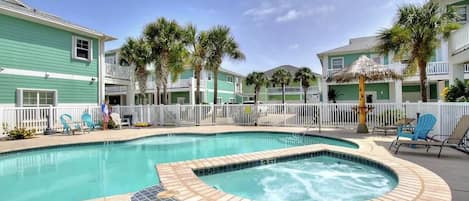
[105,86,127,93]
[267,87,320,94]
[326,62,449,78]
[426,62,448,75]
[465,64,469,73]
[450,23,469,53]
[105,64,131,80]
[138,79,206,91]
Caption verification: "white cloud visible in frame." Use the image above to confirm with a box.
[276,10,299,22]
[243,7,277,17]
[288,43,300,49]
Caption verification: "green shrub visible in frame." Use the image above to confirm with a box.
[445,79,469,102]
[4,126,36,140]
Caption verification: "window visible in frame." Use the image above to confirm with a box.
[455,5,467,22]
[331,57,344,69]
[17,89,57,107]
[217,97,222,104]
[229,98,236,103]
[73,36,92,61]
[105,55,116,64]
[370,54,384,64]
[227,76,234,83]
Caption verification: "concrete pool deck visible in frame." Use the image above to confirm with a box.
[0,126,466,201]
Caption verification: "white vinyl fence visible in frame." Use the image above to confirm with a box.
[1,103,469,140]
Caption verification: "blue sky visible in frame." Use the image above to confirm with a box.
[24,0,424,75]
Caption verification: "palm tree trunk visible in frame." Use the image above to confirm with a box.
[156,86,160,105]
[195,69,201,104]
[282,84,285,104]
[213,69,219,104]
[254,87,259,104]
[163,84,167,105]
[303,87,308,104]
[418,60,428,102]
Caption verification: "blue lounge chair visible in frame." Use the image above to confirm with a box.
[389,114,437,149]
[81,113,96,130]
[60,114,80,134]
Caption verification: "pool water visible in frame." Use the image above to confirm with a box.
[201,155,397,201]
[0,132,356,201]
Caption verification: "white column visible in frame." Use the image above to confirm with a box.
[190,78,195,105]
[437,80,446,102]
[449,62,464,85]
[126,66,135,106]
[98,39,106,105]
[321,55,329,103]
[394,80,402,103]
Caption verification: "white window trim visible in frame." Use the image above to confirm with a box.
[16,88,58,107]
[330,57,344,69]
[227,75,234,83]
[72,36,93,62]
[454,5,468,23]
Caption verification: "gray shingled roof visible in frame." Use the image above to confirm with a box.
[318,36,379,56]
[0,0,115,40]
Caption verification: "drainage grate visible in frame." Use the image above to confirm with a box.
[131,185,178,201]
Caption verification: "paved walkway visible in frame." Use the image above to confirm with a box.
[0,126,467,201]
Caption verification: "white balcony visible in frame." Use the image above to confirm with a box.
[105,86,127,93]
[326,62,449,79]
[450,23,469,54]
[426,62,449,75]
[267,87,320,94]
[465,64,469,73]
[138,79,206,91]
[105,64,132,80]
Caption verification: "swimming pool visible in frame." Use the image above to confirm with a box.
[0,132,357,201]
[200,154,397,201]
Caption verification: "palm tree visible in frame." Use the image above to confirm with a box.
[271,69,292,104]
[205,25,245,104]
[246,72,268,104]
[327,88,341,103]
[376,1,459,102]
[144,17,187,104]
[294,67,316,103]
[119,37,151,102]
[185,24,209,104]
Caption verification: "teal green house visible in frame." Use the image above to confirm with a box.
[104,50,244,105]
[318,0,469,103]
[241,65,322,103]
[0,0,114,107]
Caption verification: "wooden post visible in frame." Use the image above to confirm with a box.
[357,75,369,133]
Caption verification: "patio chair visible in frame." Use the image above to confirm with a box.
[110,113,130,129]
[81,112,96,131]
[393,115,469,158]
[388,114,436,149]
[60,114,89,134]
[372,118,415,136]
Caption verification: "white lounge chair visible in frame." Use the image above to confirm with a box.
[110,113,130,129]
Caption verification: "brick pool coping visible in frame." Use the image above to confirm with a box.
[0,126,451,201]
[155,139,451,201]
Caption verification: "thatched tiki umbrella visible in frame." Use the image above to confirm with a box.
[329,55,402,133]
